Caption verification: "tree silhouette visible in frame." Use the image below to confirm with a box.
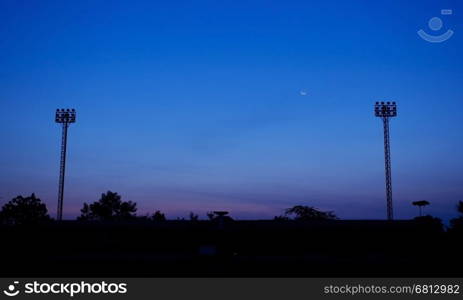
[151,210,166,222]
[458,201,463,215]
[189,212,199,221]
[78,191,137,221]
[284,205,337,220]
[412,200,430,217]
[449,201,463,233]
[0,193,50,225]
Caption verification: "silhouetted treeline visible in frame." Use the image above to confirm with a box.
[1,191,462,233]
[0,191,462,276]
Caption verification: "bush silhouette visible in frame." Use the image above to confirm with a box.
[284,205,338,220]
[413,215,444,232]
[78,191,137,221]
[0,193,50,225]
[449,201,463,233]
[189,212,199,221]
[273,215,290,221]
[151,210,166,222]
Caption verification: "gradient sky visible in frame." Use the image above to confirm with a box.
[1,0,462,221]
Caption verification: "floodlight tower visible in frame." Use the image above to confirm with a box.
[374,102,397,220]
[55,109,76,221]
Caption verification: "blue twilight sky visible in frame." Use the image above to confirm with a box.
[0,0,462,221]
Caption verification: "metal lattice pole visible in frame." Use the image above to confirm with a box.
[382,116,393,220]
[57,122,69,221]
[375,102,397,221]
[55,109,76,221]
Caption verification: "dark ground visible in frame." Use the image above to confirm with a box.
[0,219,461,277]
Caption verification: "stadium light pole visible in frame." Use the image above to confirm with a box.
[55,108,76,221]
[374,101,397,221]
